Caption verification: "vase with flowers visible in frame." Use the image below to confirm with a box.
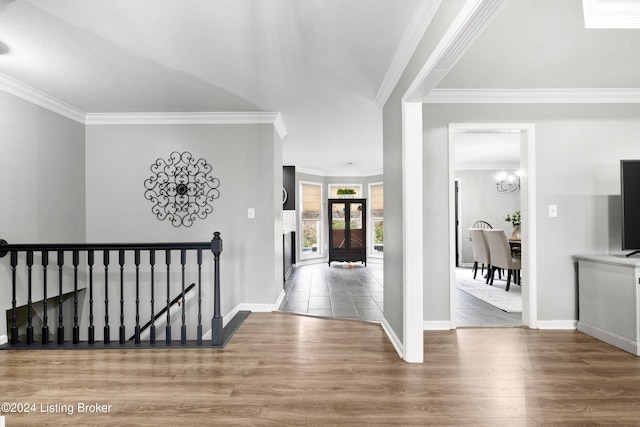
[505,210,521,239]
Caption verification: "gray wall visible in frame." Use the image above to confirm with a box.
[456,169,521,265]
[382,0,468,344]
[423,103,640,323]
[0,91,86,336]
[0,102,283,340]
[85,123,283,340]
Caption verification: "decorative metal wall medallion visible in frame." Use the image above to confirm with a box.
[144,151,220,227]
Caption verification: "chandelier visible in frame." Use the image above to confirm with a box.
[495,171,521,193]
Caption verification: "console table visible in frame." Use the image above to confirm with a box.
[575,254,640,355]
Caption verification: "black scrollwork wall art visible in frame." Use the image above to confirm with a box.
[144,151,220,227]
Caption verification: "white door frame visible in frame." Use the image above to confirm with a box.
[448,123,538,329]
[402,101,424,362]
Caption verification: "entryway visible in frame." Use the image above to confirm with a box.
[448,123,537,329]
[279,262,384,322]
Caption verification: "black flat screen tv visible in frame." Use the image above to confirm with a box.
[621,160,640,256]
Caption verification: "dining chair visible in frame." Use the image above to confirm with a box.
[471,220,492,230]
[468,228,491,283]
[484,229,521,291]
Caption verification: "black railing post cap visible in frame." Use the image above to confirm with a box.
[0,239,7,258]
[211,232,222,254]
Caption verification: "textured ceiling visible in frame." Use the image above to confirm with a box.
[0,0,419,175]
[441,0,640,169]
[438,0,640,89]
[2,0,639,175]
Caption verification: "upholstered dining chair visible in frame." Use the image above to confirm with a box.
[468,228,491,283]
[484,229,521,291]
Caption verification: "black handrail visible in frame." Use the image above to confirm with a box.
[0,241,211,253]
[130,282,196,341]
[0,233,228,348]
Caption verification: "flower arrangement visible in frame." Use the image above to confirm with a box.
[505,210,521,227]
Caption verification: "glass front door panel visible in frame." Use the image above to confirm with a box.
[349,202,364,248]
[331,203,346,249]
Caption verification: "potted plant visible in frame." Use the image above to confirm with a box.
[337,188,356,199]
[505,210,521,238]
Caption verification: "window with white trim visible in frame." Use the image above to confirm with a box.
[328,184,362,198]
[300,182,323,257]
[369,183,384,256]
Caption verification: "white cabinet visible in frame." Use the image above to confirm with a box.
[576,255,640,356]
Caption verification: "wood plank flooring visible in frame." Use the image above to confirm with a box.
[1,312,640,426]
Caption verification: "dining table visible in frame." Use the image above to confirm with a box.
[508,237,522,255]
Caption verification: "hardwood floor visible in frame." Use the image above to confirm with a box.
[2,312,640,426]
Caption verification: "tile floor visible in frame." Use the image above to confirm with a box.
[279,261,384,322]
[456,267,523,327]
[279,262,521,327]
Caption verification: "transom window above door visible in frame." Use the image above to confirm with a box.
[328,184,362,198]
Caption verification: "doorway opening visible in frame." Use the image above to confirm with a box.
[448,123,537,329]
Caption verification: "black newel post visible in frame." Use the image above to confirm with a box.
[211,232,223,346]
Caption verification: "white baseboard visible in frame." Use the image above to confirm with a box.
[206,291,286,335]
[423,321,452,330]
[0,335,7,345]
[381,317,404,360]
[578,321,639,356]
[273,290,286,311]
[421,320,575,331]
[536,320,577,330]
[233,302,280,313]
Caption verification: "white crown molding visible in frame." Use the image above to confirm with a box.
[85,111,288,138]
[0,73,290,136]
[375,0,442,109]
[424,88,640,103]
[272,113,288,140]
[583,0,640,29]
[404,0,510,102]
[0,73,86,123]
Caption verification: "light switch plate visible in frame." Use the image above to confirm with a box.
[248,208,255,219]
[548,204,557,217]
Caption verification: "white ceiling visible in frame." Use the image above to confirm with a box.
[0,0,419,175]
[441,0,640,169]
[438,0,640,90]
[2,0,640,175]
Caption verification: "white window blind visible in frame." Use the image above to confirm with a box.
[370,184,383,218]
[302,183,321,219]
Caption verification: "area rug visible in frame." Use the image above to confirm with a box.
[456,268,522,313]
